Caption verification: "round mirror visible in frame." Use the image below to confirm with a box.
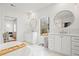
[54,10,74,28]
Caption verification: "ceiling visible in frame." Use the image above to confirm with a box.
[0,3,53,12]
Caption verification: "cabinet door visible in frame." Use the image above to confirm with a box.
[62,36,71,55]
[48,35,55,50]
[54,35,61,53]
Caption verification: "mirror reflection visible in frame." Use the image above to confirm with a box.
[3,16,17,43]
[40,16,49,36]
[54,10,74,28]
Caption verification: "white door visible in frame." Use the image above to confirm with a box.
[48,35,55,50]
[61,36,71,55]
[54,35,61,53]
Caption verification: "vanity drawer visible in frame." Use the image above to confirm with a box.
[72,37,79,56]
[72,42,79,46]
[72,37,79,42]
[72,45,79,50]
[72,50,79,56]
[72,53,79,56]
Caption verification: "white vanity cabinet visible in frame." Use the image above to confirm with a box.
[48,35,55,50]
[61,36,71,55]
[72,37,79,56]
[54,35,61,53]
[48,34,61,52]
[48,34,72,55]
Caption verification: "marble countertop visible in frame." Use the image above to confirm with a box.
[49,33,79,37]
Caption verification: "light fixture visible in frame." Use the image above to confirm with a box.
[6,23,11,28]
[10,3,16,7]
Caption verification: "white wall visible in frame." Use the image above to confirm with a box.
[0,10,3,44]
[36,3,79,43]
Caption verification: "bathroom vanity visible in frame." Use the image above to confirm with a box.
[48,10,79,56]
[48,34,79,56]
